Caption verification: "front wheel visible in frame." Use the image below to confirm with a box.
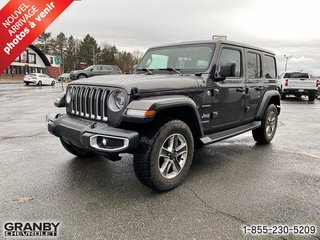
[77,74,86,79]
[51,81,55,86]
[60,138,95,158]
[133,120,194,192]
[252,104,278,144]
[38,81,42,86]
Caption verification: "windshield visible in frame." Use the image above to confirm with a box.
[137,44,215,73]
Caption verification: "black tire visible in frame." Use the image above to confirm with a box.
[252,104,278,144]
[133,120,194,192]
[38,81,42,86]
[77,74,87,79]
[280,93,286,100]
[60,138,95,158]
[25,82,29,86]
[51,81,55,86]
[308,95,315,101]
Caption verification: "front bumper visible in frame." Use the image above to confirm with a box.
[69,74,77,80]
[47,114,139,154]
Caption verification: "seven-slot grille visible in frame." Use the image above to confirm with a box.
[68,85,109,121]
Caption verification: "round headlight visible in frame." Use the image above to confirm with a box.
[108,90,127,112]
[66,89,72,104]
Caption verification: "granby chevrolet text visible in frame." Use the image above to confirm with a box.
[47,40,280,191]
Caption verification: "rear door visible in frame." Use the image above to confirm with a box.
[42,74,51,84]
[101,65,114,75]
[244,50,264,121]
[211,46,245,131]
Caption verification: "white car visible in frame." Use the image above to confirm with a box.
[24,73,56,86]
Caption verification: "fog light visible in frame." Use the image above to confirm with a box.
[89,135,130,152]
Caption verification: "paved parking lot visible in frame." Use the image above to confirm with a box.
[0,84,320,240]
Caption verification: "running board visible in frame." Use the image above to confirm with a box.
[200,121,261,145]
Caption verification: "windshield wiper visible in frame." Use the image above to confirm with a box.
[137,68,154,75]
[159,68,181,74]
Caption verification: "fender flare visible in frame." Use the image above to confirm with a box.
[256,90,281,120]
[123,95,204,137]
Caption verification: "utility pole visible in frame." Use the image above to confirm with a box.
[92,46,96,65]
[284,55,293,73]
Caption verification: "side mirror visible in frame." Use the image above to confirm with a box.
[90,69,94,72]
[220,62,236,77]
[214,62,236,82]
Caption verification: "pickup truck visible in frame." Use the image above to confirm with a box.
[278,72,319,101]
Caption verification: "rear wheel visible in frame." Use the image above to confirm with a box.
[133,120,194,192]
[60,138,95,158]
[280,93,286,100]
[308,95,315,101]
[25,82,29,86]
[38,81,42,86]
[252,104,278,144]
[51,81,55,86]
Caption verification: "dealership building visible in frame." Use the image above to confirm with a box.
[1,45,61,79]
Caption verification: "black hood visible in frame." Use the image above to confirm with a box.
[70,74,200,94]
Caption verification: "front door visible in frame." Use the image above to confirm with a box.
[211,47,246,131]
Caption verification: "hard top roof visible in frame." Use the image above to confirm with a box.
[150,40,275,55]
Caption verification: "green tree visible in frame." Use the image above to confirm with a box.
[79,34,100,66]
[116,51,134,73]
[35,31,53,54]
[64,35,77,72]
[101,43,118,65]
[53,32,67,55]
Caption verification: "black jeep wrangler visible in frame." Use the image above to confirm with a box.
[47,40,280,191]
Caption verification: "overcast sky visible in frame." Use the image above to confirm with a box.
[1,0,320,74]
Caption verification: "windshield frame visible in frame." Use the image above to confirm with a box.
[137,43,216,74]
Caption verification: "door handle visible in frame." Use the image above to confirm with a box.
[236,88,246,93]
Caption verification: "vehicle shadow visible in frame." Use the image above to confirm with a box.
[188,140,274,181]
[282,96,316,104]
[62,139,275,200]
[63,154,154,198]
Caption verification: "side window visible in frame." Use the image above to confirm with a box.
[247,52,261,79]
[92,65,101,71]
[101,66,112,71]
[264,56,276,79]
[219,48,241,78]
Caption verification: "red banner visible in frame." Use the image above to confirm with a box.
[0,0,73,73]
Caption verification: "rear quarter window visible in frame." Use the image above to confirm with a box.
[264,55,276,79]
